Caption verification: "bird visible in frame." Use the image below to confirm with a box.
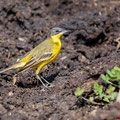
[0,27,68,87]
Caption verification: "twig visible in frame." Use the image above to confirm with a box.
[81,96,104,106]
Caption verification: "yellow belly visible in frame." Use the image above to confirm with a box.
[32,44,61,70]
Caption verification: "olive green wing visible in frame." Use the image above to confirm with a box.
[19,39,55,72]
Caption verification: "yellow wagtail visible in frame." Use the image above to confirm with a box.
[0,27,68,87]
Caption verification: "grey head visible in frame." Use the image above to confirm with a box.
[48,27,68,37]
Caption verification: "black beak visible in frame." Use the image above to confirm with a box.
[62,29,70,35]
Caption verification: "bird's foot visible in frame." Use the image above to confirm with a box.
[36,74,53,88]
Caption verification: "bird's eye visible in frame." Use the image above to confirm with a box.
[56,30,59,33]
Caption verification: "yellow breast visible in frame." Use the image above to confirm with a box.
[48,36,61,63]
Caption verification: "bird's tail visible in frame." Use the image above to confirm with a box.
[0,66,13,74]
[0,62,26,74]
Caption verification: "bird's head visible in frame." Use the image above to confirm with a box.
[48,27,68,39]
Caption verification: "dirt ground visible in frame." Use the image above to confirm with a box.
[0,0,120,120]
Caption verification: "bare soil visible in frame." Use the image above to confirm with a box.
[0,0,120,120]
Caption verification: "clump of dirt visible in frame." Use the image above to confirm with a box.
[0,0,120,120]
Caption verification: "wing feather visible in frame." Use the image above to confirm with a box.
[19,39,55,72]
[23,51,53,69]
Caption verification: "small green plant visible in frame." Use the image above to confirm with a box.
[93,83,104,99]
[93,83,118,103]
[101,66,120,88]
[74,87,84,97]
[74,66,120,105]
[75,83,118,105]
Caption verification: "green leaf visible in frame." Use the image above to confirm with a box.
[75,87,84,97]
[109,92,118,101]
[103,91,118,103]
[89,97,94,102]
[101,66,120,87]
[117,74,120,81]
[111,69,116,75]
[107,70,114,78]
[118,81,120,85]
[101,74,110,81]
[114,66,120,72]
[106,85,115,94]
[94,83,104,98]
[101,74,119,87]
[103,96,110,103]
